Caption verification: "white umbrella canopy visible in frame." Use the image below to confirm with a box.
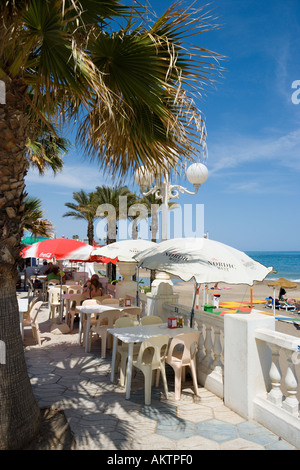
[92,239,157,262]
[134,237,273,286]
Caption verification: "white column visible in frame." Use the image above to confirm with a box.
[224,312,275,419]
[115,262,137,299]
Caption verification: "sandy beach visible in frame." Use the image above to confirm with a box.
[172,278,300,337]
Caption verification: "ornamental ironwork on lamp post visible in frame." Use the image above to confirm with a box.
[134,161,208,241]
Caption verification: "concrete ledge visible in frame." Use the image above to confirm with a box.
[198,369,224,399]
[254,395,300,449]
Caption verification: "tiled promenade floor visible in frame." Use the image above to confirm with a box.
[22,299,296,451]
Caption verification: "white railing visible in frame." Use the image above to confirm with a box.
[255,328,300,415]
[163,303,224,398]
[253,327,300,448]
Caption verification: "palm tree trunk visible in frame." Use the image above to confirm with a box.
[150,212,159,286]
[0,77,41,449]
[106,236,117,282]
[87,219,94,246]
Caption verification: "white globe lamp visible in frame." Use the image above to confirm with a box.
[134,166,154,190]
[186,162,208,190]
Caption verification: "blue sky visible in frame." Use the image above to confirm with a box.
[25,0,300,251]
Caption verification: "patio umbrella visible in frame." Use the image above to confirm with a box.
[21,238,98,320]
[92,240,157,305]
[91,239,157,262]
[134,237,273,326]
[267,278,297,316]
[20,237,95,261]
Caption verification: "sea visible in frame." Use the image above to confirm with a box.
[136,251,300,287]
[246,251,300,282]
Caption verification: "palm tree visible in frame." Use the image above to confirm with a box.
[0,0,221,449]
[94,185,140,280]
[23,196,54,239]
[63,190,98,246]
[26,123,70,175]
[94,185,139,243]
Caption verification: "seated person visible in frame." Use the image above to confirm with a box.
[83,278,103,298]
[47,264,65,282]
[44,262,53,275]
[39,260,50,274]
[279,287,286,301]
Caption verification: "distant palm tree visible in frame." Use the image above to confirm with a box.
[94,185,139,244]
[23,196,54,239]
[63,190,97,246]
[94,185,140,280]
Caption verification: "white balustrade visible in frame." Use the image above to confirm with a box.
[255,328,300,417]
[267,343,283,406]
[282,347,299,416]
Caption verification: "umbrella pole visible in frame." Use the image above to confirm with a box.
[190,282,198,328]
[202,284,205,309]
[250,285,253,310]
[273,287,276,317]
[136,266,139,307]
[59,271,63,322]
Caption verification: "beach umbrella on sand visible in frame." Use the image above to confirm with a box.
[267,278,297,316]
[134,237,273,326]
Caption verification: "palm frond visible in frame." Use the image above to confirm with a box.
[76,3,224,176]
[23,196,55,238]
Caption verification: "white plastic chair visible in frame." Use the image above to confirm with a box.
[28,277,42,298]
[165,332,200,400]
[101,298,119,305]
[82,299,101,306]
[48,287,61,320]
[88,309,122,357]
[23,300,43,346]
[47,279,60,288]
[121,306,142,319]
[66,293,85,331]
[140,315,163,325]
[132,334,169,405]
[67,285,82,294]
[94,295,112,303]
[114,316,139,387]
[23,296,39,318]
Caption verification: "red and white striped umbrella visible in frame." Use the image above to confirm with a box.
[21,238,96,261]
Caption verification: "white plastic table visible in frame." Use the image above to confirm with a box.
[108,322,195,399]
[18,298,29,338]
[76,304,121,352]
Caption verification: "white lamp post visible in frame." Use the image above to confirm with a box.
[134,161,208,241]
[134,159,208,312]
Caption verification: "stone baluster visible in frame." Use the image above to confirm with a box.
[202,324,214,371]
[211,325,223,375]
[195,318,205,365]
[267,343,283,406]
[282,348,299,416]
